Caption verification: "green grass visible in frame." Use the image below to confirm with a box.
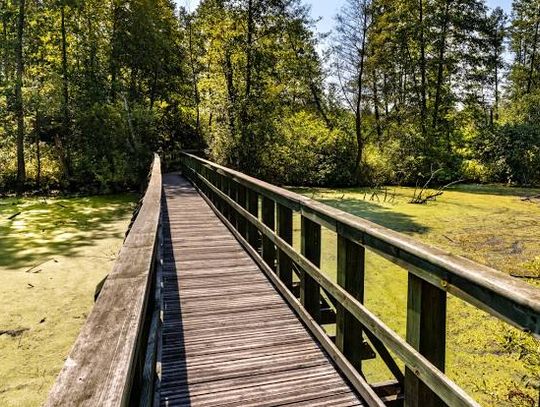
[0,194,136,407]
[291,184,540,406]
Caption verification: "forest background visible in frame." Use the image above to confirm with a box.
[1,0,539,193]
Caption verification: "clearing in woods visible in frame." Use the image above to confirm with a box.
[0,194,136,407]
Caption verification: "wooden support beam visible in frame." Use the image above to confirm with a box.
[336,235,365,371]
[261,197,276,270]
[405,274,447,407]
[301,216,321,322]
[246,189,259,249]
[277,203,293,289]
[228,179,237,227]
[237,184,247,237]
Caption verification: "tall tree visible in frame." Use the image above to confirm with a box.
[15,0,25,190]
[334,0,372,175]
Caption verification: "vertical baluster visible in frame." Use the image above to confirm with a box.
[276,203,293,289]
[404,274,447,407]
[237,184,247,237]
[261,197,276,270]
[300,216,321,322]
[230,180,238,229]
[246,190,259,249]
[336,235,365,371]
[223,176,231,222]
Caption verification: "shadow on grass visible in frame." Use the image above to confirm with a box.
[317,197,430,235]
[0,194,137,270]
[441,184,540,197]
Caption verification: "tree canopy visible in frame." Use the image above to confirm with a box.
[1,0,539,192]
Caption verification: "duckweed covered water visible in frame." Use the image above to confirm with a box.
[0,194,136,406]
[291,185,540,406]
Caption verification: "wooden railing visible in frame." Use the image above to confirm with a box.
[45,154,162,407]
[180,152,540,407]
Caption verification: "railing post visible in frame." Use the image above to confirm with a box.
[237,184,247,237]
[336,235,365,371]
[215,172,224,214]
[221,175,228,221]
[261,197,276,270]
[231,180,239,229]
[246,190,259,249]
[301,216,321,322]
[404,274,447,407]
[277,203,293,289]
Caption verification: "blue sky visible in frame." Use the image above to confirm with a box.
[177,0,513,35]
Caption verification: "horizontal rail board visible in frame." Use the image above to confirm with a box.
[45,154,162,407]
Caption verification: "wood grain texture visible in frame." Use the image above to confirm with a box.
[45,154,162,407]
[158,173,364,407]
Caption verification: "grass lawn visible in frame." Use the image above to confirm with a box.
[0,194,136,406]
[291,184,540,406]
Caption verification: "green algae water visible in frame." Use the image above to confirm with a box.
[0,194,136,407]
[291,184,540,406]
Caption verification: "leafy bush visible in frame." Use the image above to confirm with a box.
[477,123,540,186]
[260,111,356,186]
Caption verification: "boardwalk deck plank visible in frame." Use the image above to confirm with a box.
[158,173,363,406]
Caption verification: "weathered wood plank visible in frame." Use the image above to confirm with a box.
[45,154,162,407]
[158,173,365,407]
[405,274,447,407]
[277,203,293,289]
[261,196,276,270]
[301,215,321,322]
[336,235,365,371]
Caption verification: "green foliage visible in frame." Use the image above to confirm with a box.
[1,0,540,193]
[0,0,200,193]
[477,123,540,186]
[260,112,356,186]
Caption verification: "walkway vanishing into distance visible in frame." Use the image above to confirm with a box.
[45,153,540,407]
[157,174,364,406]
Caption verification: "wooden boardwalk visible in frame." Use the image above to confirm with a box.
[157,173,364,406]
[44,156,540,407]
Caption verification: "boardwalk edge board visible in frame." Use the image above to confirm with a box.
[45,154,162,407]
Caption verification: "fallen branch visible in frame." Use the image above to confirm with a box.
[0,328,29,337]
[521,194,540,202]
[410,167,463,204]
[25,258,56,273]
[8,211,21,220]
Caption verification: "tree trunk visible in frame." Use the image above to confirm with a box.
[1,0,8,82]
[526,7,540,94]
[240,0,255,170]
[188,18,201,136]
[223,49,237,138]
[109,2,120,100]
[418,0,427,140]
[15,0,26,192]
[372,73,382,143]
[35,108,41,188]
[60,4,70,179]
[354,12,368,175]
[432,0,451,130]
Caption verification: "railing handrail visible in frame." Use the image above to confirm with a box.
[45,154,162,407]
[181,152,540,337]
[181,152,540,406]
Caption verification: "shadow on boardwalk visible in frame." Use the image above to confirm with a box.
[159,188,191,406]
